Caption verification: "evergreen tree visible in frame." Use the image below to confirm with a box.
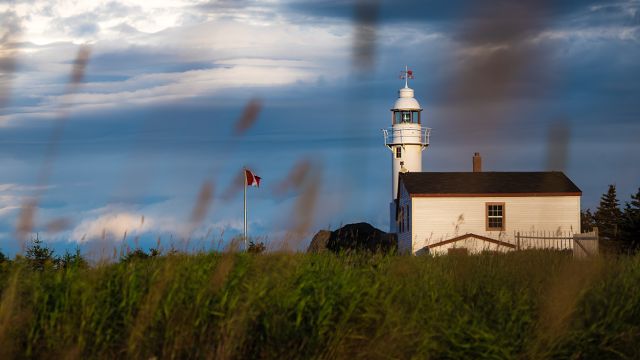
[25,235,56,271]
[621,187,640,251]
[121,248,149,263]
[581,208,596,232]
[60,247,88,269]
[594,185,623,242]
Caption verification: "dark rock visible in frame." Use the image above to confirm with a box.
[307,230,331,253]
[308,223,397,254]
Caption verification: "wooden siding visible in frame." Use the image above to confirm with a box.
[428,233,516,249]
[428,236,514,255]
[397,182,413,254]
[409,195,580,255]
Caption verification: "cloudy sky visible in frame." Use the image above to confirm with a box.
[0,0,639,255]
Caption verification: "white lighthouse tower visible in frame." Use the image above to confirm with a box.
[383,66,430,232]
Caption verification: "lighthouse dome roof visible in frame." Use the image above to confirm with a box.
[393,87,421,110]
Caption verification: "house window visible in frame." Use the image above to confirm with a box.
[486,203,505,231]
[395,147,402,158]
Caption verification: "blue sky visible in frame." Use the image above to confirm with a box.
[0,0,639,255]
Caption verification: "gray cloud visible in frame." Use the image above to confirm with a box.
[285,0,608,24]
[1,9,22,108]
[62,13,101,37]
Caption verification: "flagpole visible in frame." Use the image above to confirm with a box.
[243,168,247,251]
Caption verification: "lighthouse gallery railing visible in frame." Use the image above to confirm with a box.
[383,127,431,147]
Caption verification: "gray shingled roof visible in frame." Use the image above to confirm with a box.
[399,172,581,195]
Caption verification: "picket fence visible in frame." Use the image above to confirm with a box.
[514,228,599,257]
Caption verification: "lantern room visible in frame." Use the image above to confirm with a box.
[391,87,422,125]
[393,109,421,124]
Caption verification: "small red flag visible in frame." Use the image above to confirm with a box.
[245,169,261,187]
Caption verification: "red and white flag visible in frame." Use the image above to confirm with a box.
[400,68,414,79]
[245,169,261,187]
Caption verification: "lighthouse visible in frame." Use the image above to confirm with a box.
[383,66,430,232]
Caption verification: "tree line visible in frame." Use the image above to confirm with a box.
[0,237,267,268]
[581,185,640,253]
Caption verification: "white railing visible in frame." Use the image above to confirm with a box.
[383,127,430,147]
[514,229,599,257]
[515,231,574,251]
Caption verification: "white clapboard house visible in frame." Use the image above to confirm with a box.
[383,68,582,255]
[395,171,581,255]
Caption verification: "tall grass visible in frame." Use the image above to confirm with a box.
[0,251,638,359]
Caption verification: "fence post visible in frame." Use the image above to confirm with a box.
[516,231,520,251]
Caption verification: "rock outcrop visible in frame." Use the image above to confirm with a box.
[307,223,397,254]
[307,230,332,253]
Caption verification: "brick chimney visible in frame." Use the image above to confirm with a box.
[473,152,482,172]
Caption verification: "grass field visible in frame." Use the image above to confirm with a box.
[0,251,639,359]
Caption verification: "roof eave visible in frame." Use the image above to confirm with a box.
[409,192,583,197]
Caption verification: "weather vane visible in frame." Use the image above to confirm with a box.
[399,65,414,88]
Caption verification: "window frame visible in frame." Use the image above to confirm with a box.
[395,146,402,159]
[393,110,422,124]
[485,202,506,231]
[413,111,421,124]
